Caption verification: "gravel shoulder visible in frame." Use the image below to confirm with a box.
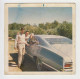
[8,40,37,72]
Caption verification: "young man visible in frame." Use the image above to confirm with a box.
[25,31,30,54]
[14,28,29,68]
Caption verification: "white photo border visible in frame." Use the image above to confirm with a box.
[4,3,75,75]
[0,0,80,79]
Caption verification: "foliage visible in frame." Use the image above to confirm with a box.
[57,21,72,39]
[8,21,72,39]
[9,30,19,38]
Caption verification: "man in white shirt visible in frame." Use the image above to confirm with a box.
[25,31,30,54]
[14,28,29,68]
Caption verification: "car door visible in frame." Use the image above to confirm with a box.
[39,47,63,70]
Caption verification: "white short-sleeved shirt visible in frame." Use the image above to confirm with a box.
[15,33,26,48]
[25,35,30,41]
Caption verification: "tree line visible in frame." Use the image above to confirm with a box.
[8,20,72,39]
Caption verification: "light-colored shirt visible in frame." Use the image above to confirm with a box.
[15,33,27,48]
[25,35,30,42]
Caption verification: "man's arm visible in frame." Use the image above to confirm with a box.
[14,35,18,49]
[25,36,29,46]
[24,40,30,46]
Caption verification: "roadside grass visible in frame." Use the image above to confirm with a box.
[9,40,17,53]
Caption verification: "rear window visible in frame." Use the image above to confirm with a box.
[45,38,72,44]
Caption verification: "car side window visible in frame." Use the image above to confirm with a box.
[36,36,48,47]
[36,37,43,45]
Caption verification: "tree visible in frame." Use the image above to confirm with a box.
[8,21,72,39]
[57,21,72,39]
[38,23,45,29]
[51,20,59,28]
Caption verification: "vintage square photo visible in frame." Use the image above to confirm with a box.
[4,3,75,75]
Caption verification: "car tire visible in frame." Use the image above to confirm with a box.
[36,58,43,71]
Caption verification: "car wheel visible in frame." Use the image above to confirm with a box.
[36,58,42,71]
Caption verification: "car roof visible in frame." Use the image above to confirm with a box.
[35,35,71,40]
[35,35,72,61]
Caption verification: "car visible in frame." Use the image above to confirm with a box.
[25,35,72,72]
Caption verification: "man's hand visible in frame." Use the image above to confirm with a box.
[14,47,17,50]
[26,44,29,46]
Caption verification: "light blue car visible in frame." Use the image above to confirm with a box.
[25,35,72,71]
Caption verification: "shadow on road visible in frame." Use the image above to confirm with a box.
[9,53,37,71]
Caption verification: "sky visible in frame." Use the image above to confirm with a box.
[8,7,72,25]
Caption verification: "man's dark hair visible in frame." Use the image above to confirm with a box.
[26,30,29,32]
[21,27,24,30]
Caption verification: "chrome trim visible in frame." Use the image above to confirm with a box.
[26,53,33,58]
[64,69,72,72]
[63,60,65,71]
[64,67,72,69]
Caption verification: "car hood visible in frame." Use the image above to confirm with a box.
[50,44,72,62]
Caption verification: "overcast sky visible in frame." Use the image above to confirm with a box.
[8,7,72,25]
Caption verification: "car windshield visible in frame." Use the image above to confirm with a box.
[45,38,72,44]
